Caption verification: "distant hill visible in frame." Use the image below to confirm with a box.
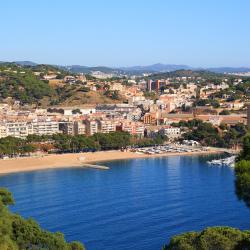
[1,60,250,75]
[207,67,250,74]
[66,63,192,75]
[68,63,250,75]
[0,61,37,66]
[120,64,250,74]
[119,63,191,72]
[65,65,117,74]
[14,61,37,66]
[146,69,228,80]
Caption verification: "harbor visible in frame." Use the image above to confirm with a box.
[207,155,236,167]
[134,144,208,155]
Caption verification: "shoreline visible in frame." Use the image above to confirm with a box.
[0,149,222,175]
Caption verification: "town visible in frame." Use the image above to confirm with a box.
[0,63,249,156]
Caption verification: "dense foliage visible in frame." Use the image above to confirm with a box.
[51,132,164,152]
[0,137,36,156]
[194,98,220,108]
[210,79,250,101]
[0,132,165,157]
[0,188,85,250]
[0,64,54,104]
[172,119,247,148]
[163,227,250,250]
[235,134,250,207]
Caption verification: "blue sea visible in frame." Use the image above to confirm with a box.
[0,155,249,250]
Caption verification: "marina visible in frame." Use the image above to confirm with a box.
[207,155,236,167]
[135,144,207,155]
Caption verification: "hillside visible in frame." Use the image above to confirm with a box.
[0,64,54,104]
[2,61,250,75]
[147,69,231,80]
[55,86,124,106]
[0,63,123,107]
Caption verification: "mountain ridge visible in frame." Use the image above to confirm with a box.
[1,61,250,75]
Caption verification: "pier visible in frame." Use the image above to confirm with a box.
[81,163,110,170]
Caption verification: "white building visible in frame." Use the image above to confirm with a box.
[0,120,60,138]
[2,122,28,138]
[127,109,142,122]
[29,120,60,136]
[161,127,181,138]
[98,120,116,133]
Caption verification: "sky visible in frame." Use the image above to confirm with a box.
[1,0,250,67]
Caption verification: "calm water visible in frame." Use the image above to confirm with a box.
[0,155,250,250]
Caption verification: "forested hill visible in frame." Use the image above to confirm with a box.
[0,64,57,104]
[0,63,122,106]
[147,69,230,80]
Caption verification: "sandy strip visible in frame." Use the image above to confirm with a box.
[0,149,220,175]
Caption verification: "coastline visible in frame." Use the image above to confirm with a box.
[0,149,221,175]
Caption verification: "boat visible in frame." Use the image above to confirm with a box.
[207,156,236,167]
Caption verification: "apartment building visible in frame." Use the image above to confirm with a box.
[83,120,99,135]
[73,121,86,135]
[0,120,60,139]
[29,120,60,136]
[97,120,116,133]
[143,113,158,125]
[0,124,7,138]
[122,122,145,137]
[0,122,28,138]
[59,121,74,135]
[147,80,165,92]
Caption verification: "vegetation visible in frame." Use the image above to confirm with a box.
[235,134,250,207]
[219,109,231,115]
[194,98,220,108]
[0,63,124,106]
[143,91,158,100]
[0,132,166,157]
[72,108,82,114]
[104,89,120,100]
[183,122,225,147]
[172,119,247,148]
[0,65,54,104]
[210,79,250,101]
[147,70,228,80]
[0,137,36,156]
[0,188,85,249]
[163,227,250,250]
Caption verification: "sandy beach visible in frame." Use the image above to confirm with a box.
[0,149,222,175]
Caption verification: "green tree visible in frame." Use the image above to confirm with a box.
[163,227,250,250]
[0,188,85,250]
